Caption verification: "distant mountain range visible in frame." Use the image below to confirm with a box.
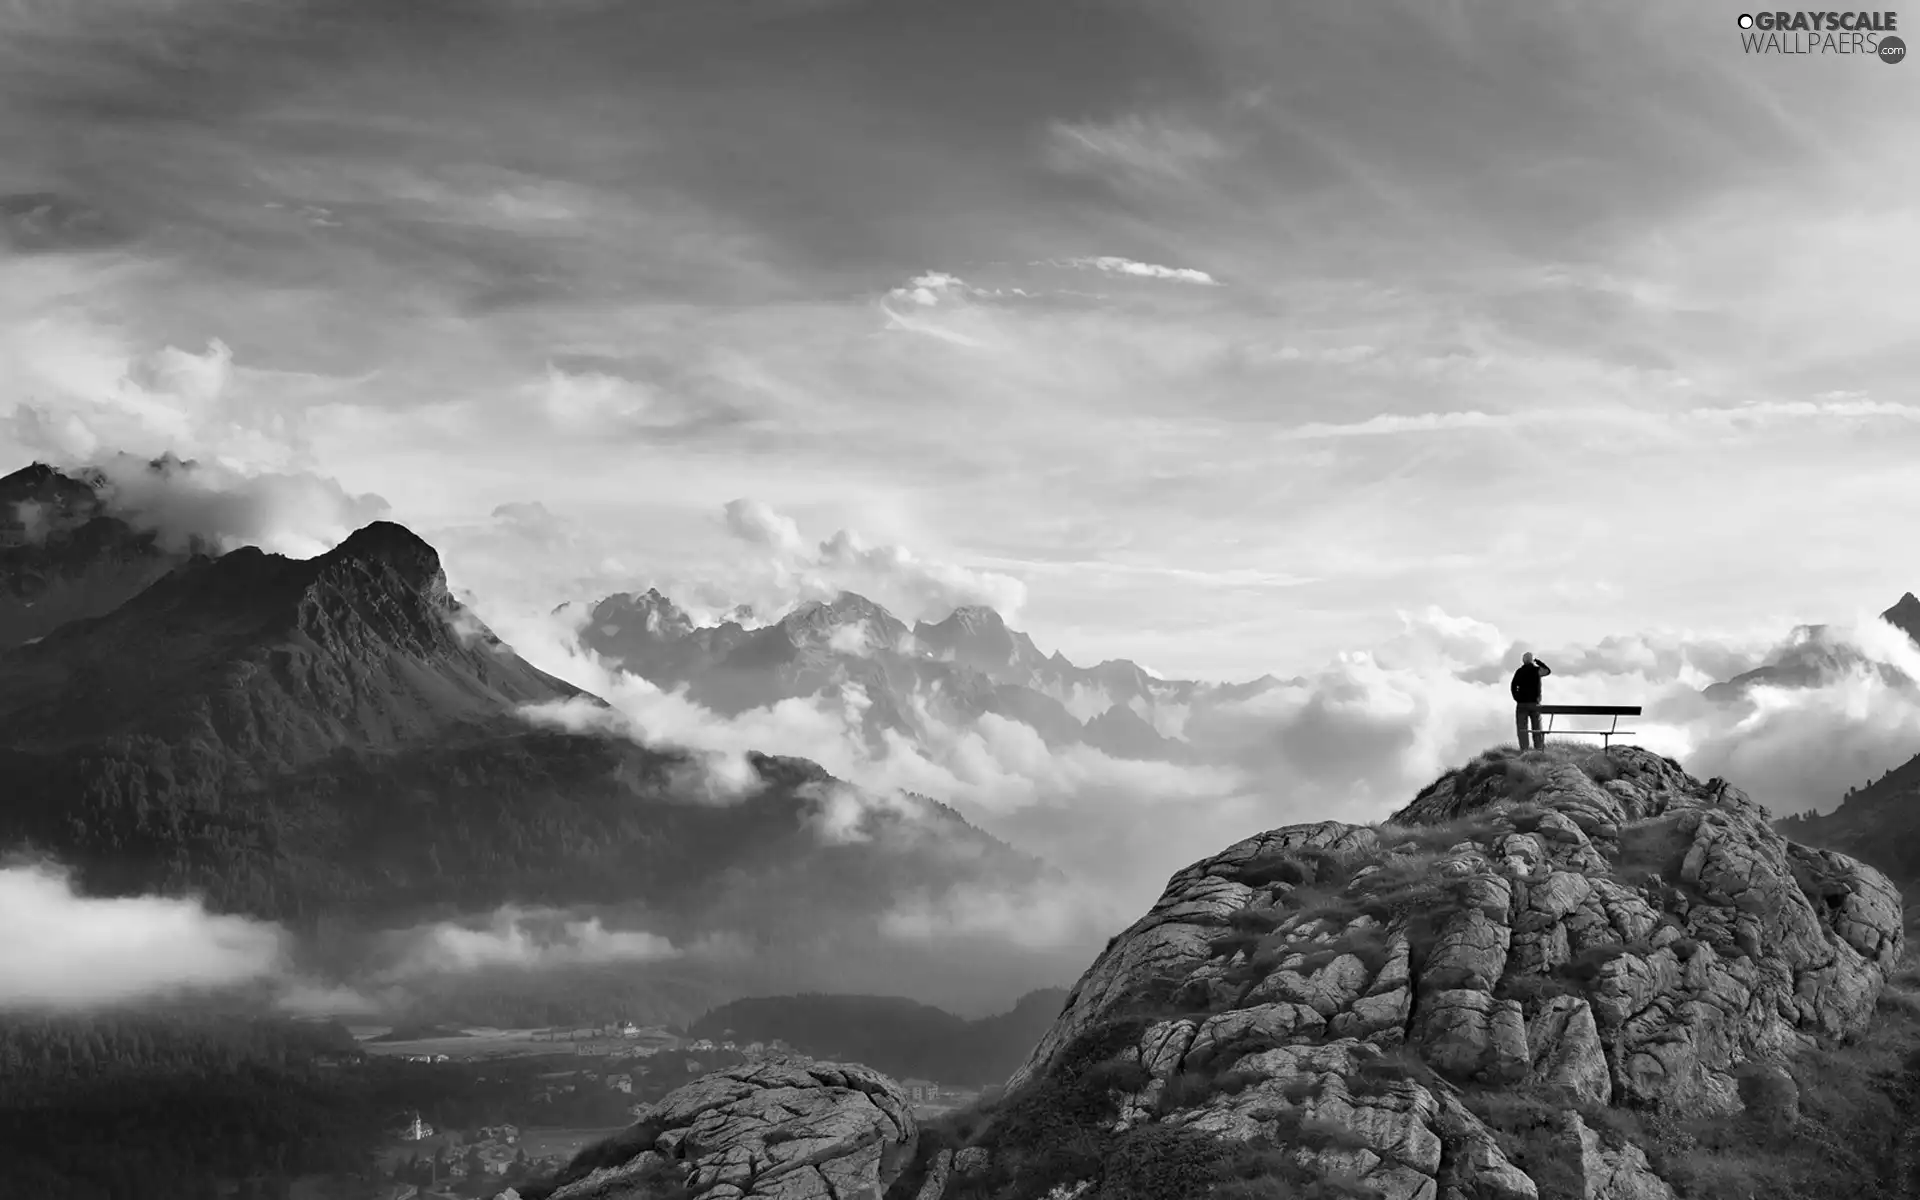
[567,589,1293,764]
[687,986,1068,1087]
[1702,592,1920,702]
[0,463,1047,943]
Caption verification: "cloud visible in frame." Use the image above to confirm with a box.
[79,452,390,557]
[879,874,1129,954]
[1043,113,1233,185]
[723,496,809,558]
[1048,256,1219,285]
[0,862,289,1010]
[474,580,1920,965]
[374,906,681,977]
[719,498,1027,625]
[886,271,973,307]
[826,619,874,656]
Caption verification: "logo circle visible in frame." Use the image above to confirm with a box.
[1881,34,1907,63]
[1737,13,1754,28]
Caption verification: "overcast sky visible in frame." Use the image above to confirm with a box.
[3,0,1918,680]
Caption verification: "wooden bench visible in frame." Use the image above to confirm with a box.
[1523,704,1641,748]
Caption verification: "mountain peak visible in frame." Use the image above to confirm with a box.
[1,462,106,531]
[948,603,1005,626]
[782,592,899,632]
[592,588,696,637]
[1883,591,1920,643]
[320,521,445,593]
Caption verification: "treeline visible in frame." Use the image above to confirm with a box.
[0,732,1040,927]
[0,1012,567,1200]
[0,1013,361,1093]
[0,1014,383,1200]
[687,988,1067,1086]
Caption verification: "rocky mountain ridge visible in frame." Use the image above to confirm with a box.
[0,461,197,649]
[0,484,1049,933]
[571,587,1289,766]
[0,518,585,757]
[1702,591,1920,702]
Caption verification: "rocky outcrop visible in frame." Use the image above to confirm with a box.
[1555,1111,1674,1200]
[927,746,1905,1200]
[518,1060,915,1200]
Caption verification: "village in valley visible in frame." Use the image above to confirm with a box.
[348,1020,984,1200]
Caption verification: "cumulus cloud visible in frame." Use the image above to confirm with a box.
[0,862,290,1010]
[80,452,390,557]
[1178,603,1920,828]
[0,274,374,477]
[719,498,1027,625]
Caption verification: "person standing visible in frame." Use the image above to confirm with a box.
[1510,651,1552,750]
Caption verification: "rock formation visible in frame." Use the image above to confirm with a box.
[906,746,1905,1200]
[514,1060,917,1200]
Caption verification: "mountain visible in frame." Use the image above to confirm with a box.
[0,461,194,649]
[1778,745,1920,887]
[554,745,1916,1200]
[0,480,1047,932]
[1884,590,1920,643]
[1703,592,1920,702]
[570,588,1282,764]
[686,986,1069,1086]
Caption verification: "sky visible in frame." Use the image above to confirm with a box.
[5,1,1920,1013]
[3,0,1917,681]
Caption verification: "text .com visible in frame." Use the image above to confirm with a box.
[1737,11,1907,58]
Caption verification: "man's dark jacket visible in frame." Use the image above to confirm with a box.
[1510,660,1551,705]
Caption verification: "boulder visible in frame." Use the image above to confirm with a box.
[523,1060,915,1200]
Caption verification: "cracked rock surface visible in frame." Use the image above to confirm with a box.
[941,747,1902,1200]
[524,1060,915,1200]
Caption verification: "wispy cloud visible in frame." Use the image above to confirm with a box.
[1044,256,1218,285]
[1043,113,1233,185]
[374,907,681,977]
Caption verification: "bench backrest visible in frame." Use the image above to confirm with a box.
[1529,704,1642,716]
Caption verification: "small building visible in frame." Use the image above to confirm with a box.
[608,1074,633,1094]
[397,1112,435,1141]
[900,1079,940,1103]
